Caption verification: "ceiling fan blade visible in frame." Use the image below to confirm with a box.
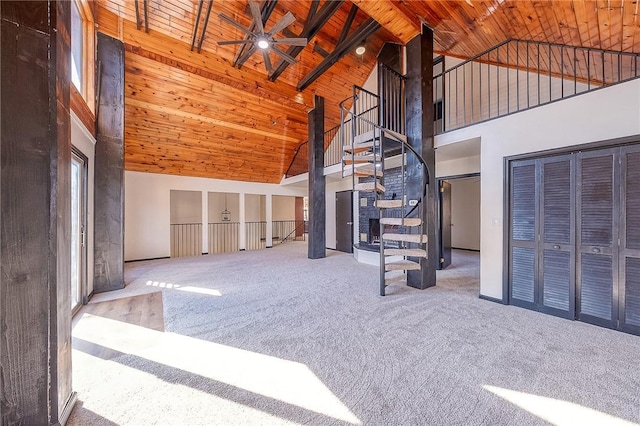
[217,39,255,45]
[268,11,296,36]
[219,13,256,37]
[248,0,264,35]
[272,37,307,46]
[271,45,298,64]
[263,50,273,73]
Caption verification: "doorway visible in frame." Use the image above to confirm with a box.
[71,150,88,313]
[437,174,481,270]
[336,190,353,253]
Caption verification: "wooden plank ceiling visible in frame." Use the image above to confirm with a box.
[96,0,640,183]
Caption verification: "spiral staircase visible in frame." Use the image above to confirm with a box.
[340,64,431,296]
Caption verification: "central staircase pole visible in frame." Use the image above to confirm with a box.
[308,95,326,259]
[405,25,437,289]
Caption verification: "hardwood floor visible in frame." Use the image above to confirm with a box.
[73,291,165,332]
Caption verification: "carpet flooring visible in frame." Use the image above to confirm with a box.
[68,243,640,426]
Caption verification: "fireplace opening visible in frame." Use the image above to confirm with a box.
[369,218,380,244]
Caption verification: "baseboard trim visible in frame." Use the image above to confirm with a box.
[479,294,506,304]
[124,256,170,263]
[266,246,273,249]
[239,249,246,251]
[58,391,78,426]
[202,252,208,255]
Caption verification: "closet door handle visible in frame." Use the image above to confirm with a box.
[592,247,601,254]
[553,245,560,250]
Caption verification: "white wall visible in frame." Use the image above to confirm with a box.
[170,190,202,224]
[124,171,306,261]
[449,177,481,251]
[272,195,296,221]
[71,112,96,295]
[245,194,266,222]
[436,155,480,177]
[207,192,240,223]
[436,78,640,299]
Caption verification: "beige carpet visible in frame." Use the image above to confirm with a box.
[68,243,640,426]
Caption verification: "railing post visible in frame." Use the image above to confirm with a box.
[202,191,208,255]
[265,194,273,248]
[239,193,246,250]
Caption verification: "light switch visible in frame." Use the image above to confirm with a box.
[360,198,367,207]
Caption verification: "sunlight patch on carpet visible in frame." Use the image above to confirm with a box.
[73,314,361,424]
[145,280,222,296]
[483,385,638,426]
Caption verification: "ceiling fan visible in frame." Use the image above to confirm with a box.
[217,1,307,72]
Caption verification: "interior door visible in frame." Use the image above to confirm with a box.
[539,155,575,318]
[509,159,538,308]
[619,145,640,334]
[71,151,87,313]
[576,148,618,328]
[438,181,452,269]
[335,190,353,253]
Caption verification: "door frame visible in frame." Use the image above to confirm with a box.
[71,147,88,314]
[436,172,480,270]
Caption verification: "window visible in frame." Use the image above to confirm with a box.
[69,0,95,114]
[70,0,84,90]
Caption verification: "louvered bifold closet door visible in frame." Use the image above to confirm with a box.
[619,145,640,334]
[539,156,575,318]
[509,160,538,308]
[577,149,619,328]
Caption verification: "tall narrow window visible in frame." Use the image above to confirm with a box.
[71,0,83,90]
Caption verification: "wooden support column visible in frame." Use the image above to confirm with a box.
[405,26,437,289]
[308,95,326,259]
[0,1,76,423]
[94,32,125,293]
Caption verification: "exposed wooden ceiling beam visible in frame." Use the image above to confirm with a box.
[234,0,279,68]
[350,0,419,44]
[190,0,204,51]
[337,4,359,45]
[142,0,148,33]
[297,18,381,91]
[267,0,343,82]
[134,0,141,30]
[196,0,214,53]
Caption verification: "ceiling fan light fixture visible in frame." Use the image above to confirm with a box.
[355,42,366,56]
[257,37,270,49]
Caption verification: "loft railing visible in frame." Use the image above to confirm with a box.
[170,223,202,257]
[285,123,345,178]
[273,220,307,244]
[245,221,266,250]
[378,63,405,135]
[208,222,239,254]
[434,39,640,134]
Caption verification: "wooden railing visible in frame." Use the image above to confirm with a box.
[170,223,202,257]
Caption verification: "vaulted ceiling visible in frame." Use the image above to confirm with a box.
[95,0,640,183]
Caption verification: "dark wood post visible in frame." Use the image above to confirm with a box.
[94,32,125,293]
[0,1,75,423]
[405,25,437,289]
[308,95,326,259]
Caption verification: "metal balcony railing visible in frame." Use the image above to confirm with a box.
[434,39,640,134]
